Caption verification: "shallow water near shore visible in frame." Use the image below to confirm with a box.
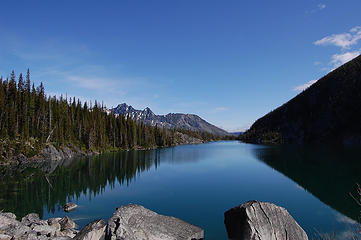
[0,141,360,239]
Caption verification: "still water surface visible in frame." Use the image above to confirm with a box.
[0,141,360,239]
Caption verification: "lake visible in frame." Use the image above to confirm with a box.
[0,141,360,239]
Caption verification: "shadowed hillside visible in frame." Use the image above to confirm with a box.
[241,55,361,144]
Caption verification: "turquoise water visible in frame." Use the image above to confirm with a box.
[0,141,360,239]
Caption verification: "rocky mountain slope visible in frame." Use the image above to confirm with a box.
[240,54,361,144]
[112,103,229,136]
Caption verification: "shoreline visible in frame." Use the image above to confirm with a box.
[0,136,210,168]
[0,204,205,240]
[0,201,311,240]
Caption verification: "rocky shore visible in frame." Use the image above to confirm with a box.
[0,201,310,240]
[0,143,93,167]
[0,204,204,240]
[1,136,205,168]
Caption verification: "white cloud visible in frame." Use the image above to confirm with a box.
[315,33,354,49]
[332,212,361,240]
[335,230,359,240]
[331,51,360,68]
[320,67,329,71]
[293,80,318,91]
[64,73,146,95]
[318,3,326,10]
[67,75,115,90]
[174,101,207,109]
[335,213,359,225]
[306,3,327,14]
[314,26,361,49]
[212,107,228,113]
[350,26,361,33]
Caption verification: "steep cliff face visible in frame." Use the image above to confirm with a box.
[112,103,229,136]
[241,55,361,144]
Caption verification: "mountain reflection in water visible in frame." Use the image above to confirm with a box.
[252,145,361,222]
[0,142,360,239]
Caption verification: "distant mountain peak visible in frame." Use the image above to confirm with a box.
[116,103,128,108]
[111,104,229,136]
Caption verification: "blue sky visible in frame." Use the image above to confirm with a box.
[0,1,360,132]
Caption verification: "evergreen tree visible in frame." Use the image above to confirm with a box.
[0,70,223,158]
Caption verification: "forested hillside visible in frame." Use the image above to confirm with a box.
[0,70,223,162]
[240,55,361,144]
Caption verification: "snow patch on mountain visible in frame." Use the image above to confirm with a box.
[111,103,229,136]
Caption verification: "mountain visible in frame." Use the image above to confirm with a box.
[112,103,229,136]
[240,54,361,144]
[229,132,244,137]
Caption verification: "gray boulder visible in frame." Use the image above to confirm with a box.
[0,212,32,237]
[1,212,16,220]
[41,145,63,161]
[224,200,308,240]
[31,224,57,236]
[62,147,74,159]
[74,219,106,240]
[48,218,62,231]
[48,217,62,225]
[0,234,11,240]
[59,216,77,231]
[11,232,41,240]
[0,211,82,239]
[60,229,79,238]
[106,204,204,240]
[21,213,41,226]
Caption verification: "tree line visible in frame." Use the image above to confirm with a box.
[0,70,224,159]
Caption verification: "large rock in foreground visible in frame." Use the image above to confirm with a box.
[106,204,204,240]
[224,201,308,240]
[74,219,106,240]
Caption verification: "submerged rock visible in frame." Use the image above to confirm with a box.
[106,204,204,240]
[224,200,308,240]
[63,202,78,212]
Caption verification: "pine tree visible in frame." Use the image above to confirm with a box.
[0,78,5,136]
[8,71,17,138]
[0,70,222,157]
